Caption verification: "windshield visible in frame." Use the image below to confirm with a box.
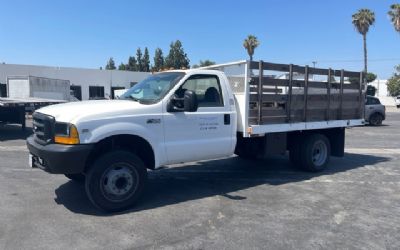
[120,72,185,104]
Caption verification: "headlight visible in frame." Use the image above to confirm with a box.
[54,122,80,145]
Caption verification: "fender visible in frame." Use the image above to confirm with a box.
[78,120,166,168]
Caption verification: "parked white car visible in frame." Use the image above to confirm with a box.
[395,96,400,108]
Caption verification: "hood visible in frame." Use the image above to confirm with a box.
[36,100,144,123]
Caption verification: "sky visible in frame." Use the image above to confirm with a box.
[0,0,399,79]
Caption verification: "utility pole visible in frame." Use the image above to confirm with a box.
[312,61,317,68]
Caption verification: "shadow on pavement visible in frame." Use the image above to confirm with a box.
[54,153,389,216]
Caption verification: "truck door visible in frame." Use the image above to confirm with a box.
[163,74,234,164]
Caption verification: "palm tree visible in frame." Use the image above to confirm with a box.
[352,9,375,73]
[243,35,260,61]
[388,4,400,33]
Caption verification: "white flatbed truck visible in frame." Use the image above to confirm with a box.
[0,97,65,130]
[27,60,366,211]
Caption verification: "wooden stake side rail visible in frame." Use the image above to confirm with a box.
[248,61,364,126]
[249,61,361,78]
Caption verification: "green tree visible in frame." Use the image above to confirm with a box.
[142,47,151,72]
[352,9,375,73]
[387,65,400,96]
[153,48,164,71]
[388,4,400,33]
[165,40,190,69]
[199,60,216,67]
[366,72,377,83]
[192,60,216,68]
[126,56,137,71]
[118,63,126,71]
[349,72,377,85]
[243,35,260,61]
[105,57,116,70]
[136,48,143,71]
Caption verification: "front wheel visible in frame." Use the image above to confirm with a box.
[299,134,331,172]
[85,151,147,212]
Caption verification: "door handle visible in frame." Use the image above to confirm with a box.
[224,114,230,125]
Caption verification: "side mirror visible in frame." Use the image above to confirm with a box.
[167,90,198,112]
[184,90,198,112]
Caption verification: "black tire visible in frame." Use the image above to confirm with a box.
[299,134,331,172]
[85,150,147,212]
[65,173,85,183]
[369,113,383,126]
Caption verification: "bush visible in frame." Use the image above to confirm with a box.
[387,65,400,97]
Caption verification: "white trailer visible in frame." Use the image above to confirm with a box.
[7,76,70,101]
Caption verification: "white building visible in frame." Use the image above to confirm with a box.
[0,63,150,100]
[369,79,397,106]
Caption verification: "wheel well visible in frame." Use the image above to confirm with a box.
[368,112,383,120]
[288,127,345,157]
[85,134,155,172]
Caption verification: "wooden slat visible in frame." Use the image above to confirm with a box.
[251,77,289,87]
[292,65,306,73]
[249,61,290,72]
[287,64,294,123]
[262,62,290,72]
[358,71,364,119]
[333,70,360,78]
[249,94,287,102]
[258,61,263,124]
[250,86,283,93]
[339,70,344,119]
[303,66,309,121]
[327,69,332,120]
[249,108,303,118]
[309,67,329,75]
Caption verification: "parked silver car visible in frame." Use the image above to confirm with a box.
[395,96,400,108]
[365,96,385,126]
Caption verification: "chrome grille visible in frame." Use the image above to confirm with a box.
[32,112,55,145]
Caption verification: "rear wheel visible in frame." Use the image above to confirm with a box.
[65,173,85,183]
[85,150,147,212]
[299,134,331,172]
[369,113,383,126]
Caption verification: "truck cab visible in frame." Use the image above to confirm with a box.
[27,69,237,211]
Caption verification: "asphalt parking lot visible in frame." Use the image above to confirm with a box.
[1,111,400,250]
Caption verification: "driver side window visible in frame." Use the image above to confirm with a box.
[177,75,223,107]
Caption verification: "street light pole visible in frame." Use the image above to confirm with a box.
[312,61,317,68]
[312,61,317,80]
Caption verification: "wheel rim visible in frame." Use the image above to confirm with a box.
[100,163,139,202]
[312,140,328,167]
